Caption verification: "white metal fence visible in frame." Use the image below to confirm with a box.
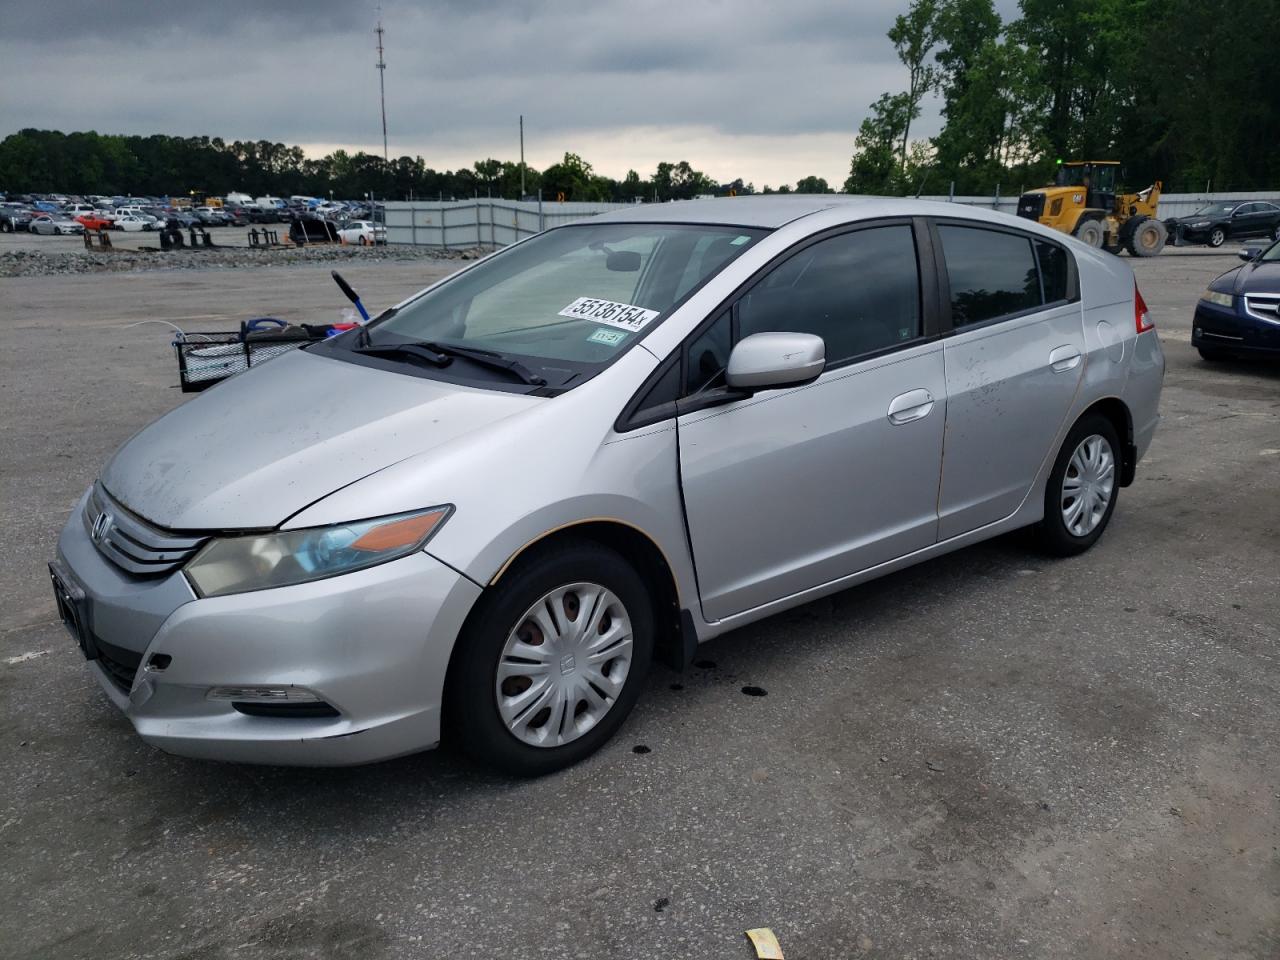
[385,192,1280,250]
[383,199,630,249]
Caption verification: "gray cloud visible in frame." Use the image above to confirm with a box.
[0,0,1021,185]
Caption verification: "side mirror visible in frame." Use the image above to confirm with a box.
[1238,243,1265,262]
[725,332,825,390]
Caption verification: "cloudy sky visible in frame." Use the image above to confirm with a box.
[1,0,1017,188]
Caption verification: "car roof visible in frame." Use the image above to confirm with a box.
[591,195,867,229]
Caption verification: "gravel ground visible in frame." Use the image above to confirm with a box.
[0,247,1277,960]
[0,224,482,276]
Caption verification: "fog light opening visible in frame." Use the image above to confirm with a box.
[207,685,322,703]
[146,654,172,672]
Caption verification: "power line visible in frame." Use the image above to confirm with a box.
[375,14,388,163]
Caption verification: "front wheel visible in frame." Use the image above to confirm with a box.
[1208,227,1226,248]
[1035,415,1121,556]
[1073,219,1104,248]
[446,540,654,776]
[1198,346,1231,362]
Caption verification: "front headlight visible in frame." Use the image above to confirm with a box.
[1191,220,1210,228]
[185,507,451,598]
[1200,289,1234,308]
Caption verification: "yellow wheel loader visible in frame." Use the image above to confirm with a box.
[1015,161,1167,257]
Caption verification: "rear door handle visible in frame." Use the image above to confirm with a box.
[887,388,934,425]
[1049,345,1082,373]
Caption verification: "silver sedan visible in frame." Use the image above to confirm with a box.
[29,214,85,236]
[50,197,1164,774]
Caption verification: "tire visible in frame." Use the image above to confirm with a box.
[1035,414,1121,556]
[1073,218,1104,248]
[1198,346,1230,362]
[446,539,655,776]
[1272,224,1280,242]
[1126,218,1166,257]
[359,235,368,246]
[1208,227,1226,248]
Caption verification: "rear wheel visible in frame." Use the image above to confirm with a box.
[1073,218,1104,248]
[1126,218,1166,257]
[1035,415,1120,556]
[1271,224,1280,242]
[1208,227,1226,248]
[447,540,654,776]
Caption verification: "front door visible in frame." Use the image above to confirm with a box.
[677,222,946,622]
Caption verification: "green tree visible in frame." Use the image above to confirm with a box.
[888,0,940,173]
[794,176,832,193]
[845,92,913,194]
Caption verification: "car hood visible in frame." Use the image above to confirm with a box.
[101,348,542,531]
[1225,258,1280,295]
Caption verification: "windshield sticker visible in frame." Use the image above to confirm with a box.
[587,328,628,346]
[559,297,660,332]
[730,235,752,245]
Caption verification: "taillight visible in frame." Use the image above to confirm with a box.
[1135,282,1154,333]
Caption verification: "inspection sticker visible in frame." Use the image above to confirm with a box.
[559,297,660,332]
[587,328,629,346]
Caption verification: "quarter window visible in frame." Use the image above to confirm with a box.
[736,225,922,365]
[938,225,1041,326]
[1035,240,1070,303]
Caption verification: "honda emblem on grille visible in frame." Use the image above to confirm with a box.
[91,510,113,543]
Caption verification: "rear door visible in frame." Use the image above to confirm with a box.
[933,222,1085,540]
[677,220,946,621]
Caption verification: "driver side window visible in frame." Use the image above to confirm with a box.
[736,224,922,366]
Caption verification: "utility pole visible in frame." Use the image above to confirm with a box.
[376,15,388,163]
[519,115,526,198]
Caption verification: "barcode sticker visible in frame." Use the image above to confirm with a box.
[559,297,660,332]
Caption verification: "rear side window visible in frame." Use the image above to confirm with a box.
[1036,240,1070,303]
[737,224,922,365]
[938,225,1040,326]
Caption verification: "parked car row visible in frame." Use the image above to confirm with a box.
[1,191,385,235]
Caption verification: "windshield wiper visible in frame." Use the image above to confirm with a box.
[354,341,450,366]
[354,338,546,386]
[420,341,547,386]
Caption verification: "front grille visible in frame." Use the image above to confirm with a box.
[83,483,207,577]
[95,637,143,693]
[1244,293,1280,325]
[1017,193,1045,220]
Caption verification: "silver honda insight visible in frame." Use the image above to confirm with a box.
[50,197,1164,774]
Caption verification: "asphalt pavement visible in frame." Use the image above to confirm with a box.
[0,246,1276,960]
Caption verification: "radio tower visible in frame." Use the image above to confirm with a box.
[376,14,388,163]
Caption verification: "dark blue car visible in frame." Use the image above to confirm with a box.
[1193,241,1280,360]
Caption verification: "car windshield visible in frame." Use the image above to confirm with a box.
[1261,240,1280,262]
[363,222,765,372]
[1192,203,1236,217]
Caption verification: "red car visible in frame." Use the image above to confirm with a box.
[76,213,113,232]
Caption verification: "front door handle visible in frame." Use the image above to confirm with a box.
[1049,345,1082,373]
[887,388,934,425]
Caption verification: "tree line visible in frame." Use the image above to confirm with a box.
[0,129,832,202]
[849,0,1280,197]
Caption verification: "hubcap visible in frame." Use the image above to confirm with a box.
[1061,434,1115,537]
[495,583,633,748]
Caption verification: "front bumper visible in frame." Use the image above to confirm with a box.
[1192,300,1280,355]
[55,490,482,765]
